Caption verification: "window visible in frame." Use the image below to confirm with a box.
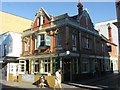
[35,36,38,50]
[34,60,39,73]
[72,34,77,51]
[45,36,51,46]
[107,46,112,52]
[19,60,25,72]
[83,37,92,49]
[43,17,45,24]
[37,17,41,26]
[25,41,29,51]
[4,44,7,56]
[36,34,45,48]
[56,34,62,46]
[10,65,13,72]
[73,58,79,74]
[81,58,89,73]
[37,16,45,26]
[43,59,50,73]
[40,34,45,47]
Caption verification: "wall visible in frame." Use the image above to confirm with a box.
[0,11,33,34]
[7,63,18,81]
[8,32,22,57]
[0,32,22,57]
[95,20,119,57]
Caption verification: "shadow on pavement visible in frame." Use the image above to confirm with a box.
[64,74,120,90]
[0,83,28,90]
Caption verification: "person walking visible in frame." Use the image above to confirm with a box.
[54,69,62,89]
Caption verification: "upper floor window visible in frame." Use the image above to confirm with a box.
[37,17,41,26]
[25,41,29,51]
[72,33,77,51]
[35,36,38,50]
[40,34,45,47]
[35,34,50,49]
[37,16,45,26]
[107,45,112,52]
[83,37,92,49]
[56,34,62,47]
[43,16,45,24]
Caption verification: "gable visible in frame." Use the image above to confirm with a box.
[78,10,94,30]
[32,8,51,31]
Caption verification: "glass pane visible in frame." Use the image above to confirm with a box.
[45,64,47,72]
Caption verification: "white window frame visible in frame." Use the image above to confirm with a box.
[35,36,38,50]
[34,60,39,74]
[43,59,50,73]
[19,60,25,73]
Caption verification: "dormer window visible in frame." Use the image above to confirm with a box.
[37,15,45,26]
[37,17,41,26]
[43,16,45,24]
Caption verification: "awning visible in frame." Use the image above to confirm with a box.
[17,53,56,60]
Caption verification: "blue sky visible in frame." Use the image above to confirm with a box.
[1,2,116,24]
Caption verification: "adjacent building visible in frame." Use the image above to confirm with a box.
[0,11,33,81]
[0,32,22,81]
[18,3,117,82]
[95,19,119,73]
[0,11,33,34]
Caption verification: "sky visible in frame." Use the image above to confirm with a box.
[1,2,117,24]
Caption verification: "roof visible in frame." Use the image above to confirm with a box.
[0,11,33,34]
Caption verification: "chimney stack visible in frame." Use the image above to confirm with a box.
[77,0,83,15]
[107,23,112,42]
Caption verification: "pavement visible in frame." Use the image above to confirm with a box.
[66,73,120,89]
[0,73,119,90]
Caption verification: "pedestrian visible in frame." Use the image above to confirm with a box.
[54,69,62,89]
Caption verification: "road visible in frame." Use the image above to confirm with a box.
[0,71,120,90]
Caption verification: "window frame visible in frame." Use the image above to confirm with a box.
[43,59,50,73]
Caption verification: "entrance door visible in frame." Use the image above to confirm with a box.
[26,60,29,74]
[63,58,71,82]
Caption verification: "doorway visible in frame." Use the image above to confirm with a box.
[26,60,29,74]
[62,58,71,82]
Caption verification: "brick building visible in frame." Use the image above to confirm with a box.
[18,3,117,82]
[95,20,119,73]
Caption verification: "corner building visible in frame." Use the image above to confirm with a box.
[18,3,116,82]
